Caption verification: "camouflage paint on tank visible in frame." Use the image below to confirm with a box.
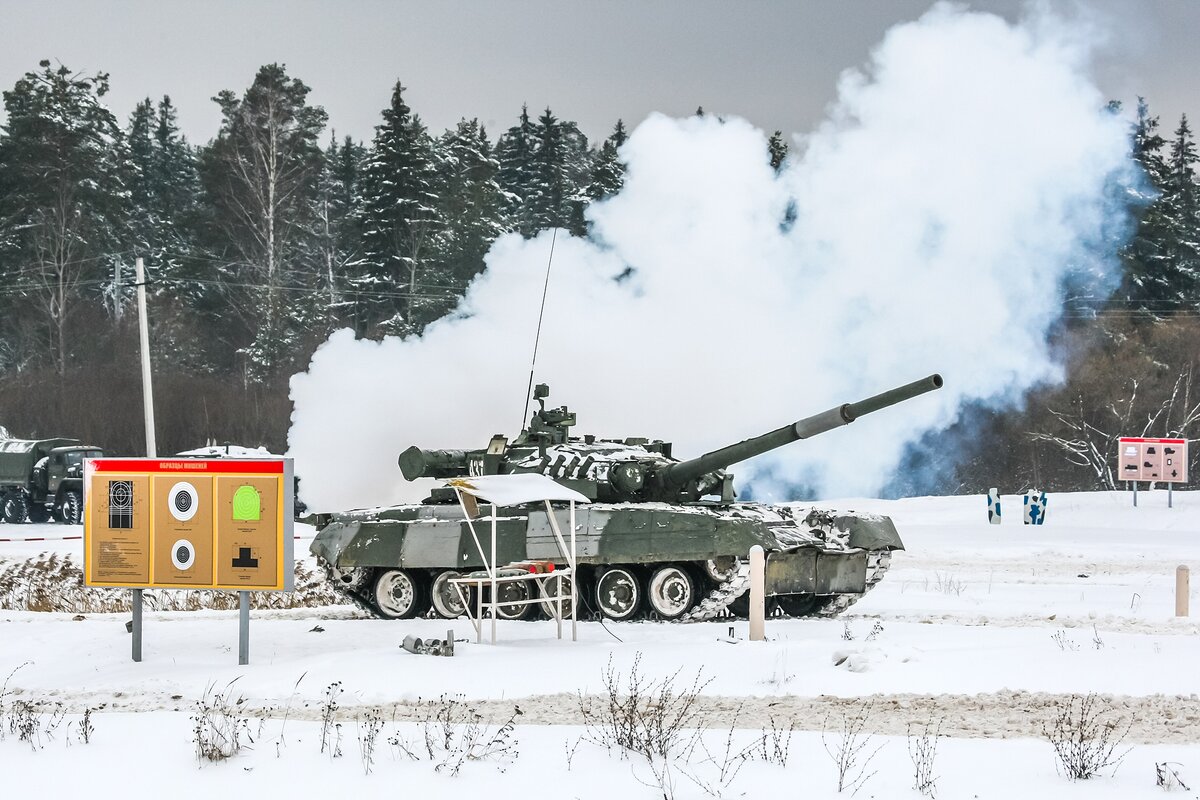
[311,375,940,620]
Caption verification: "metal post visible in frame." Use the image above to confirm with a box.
[1177,566,1190,617]
[476,583,483,643]
[1169,483,1173,509]
[570,500,577,642]
[1133,481,1137,508]
[490,505,497,645]
[135,257,156,458]
[238,591,250,665]
[131,588,143,662]
[749,545,765,641]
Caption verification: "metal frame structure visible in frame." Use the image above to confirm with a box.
[444,474,586,644]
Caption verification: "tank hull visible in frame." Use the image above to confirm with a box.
[310,501,903,620]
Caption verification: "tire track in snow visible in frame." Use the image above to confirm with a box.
[10,687,1200,744]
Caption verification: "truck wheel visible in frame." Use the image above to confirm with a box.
[646,564,696,620]
[3,495,29,524]
[595,566,641,621]
[27,505,50,523]
[62,491,83,525]
[371,569,429,619]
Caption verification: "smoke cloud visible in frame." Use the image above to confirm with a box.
[289,3,1137,511]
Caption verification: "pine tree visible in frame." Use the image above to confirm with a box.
[356,81,444,337]
[198,63,327,377]
[0,61,129,373]
[1117,100,1200,313]
[1163,114,1200,308]
[433,118,505,313]
[524,107,590,237]
[313,133,365,322]
[587,119,627,203]
[496,104,538,234]
[127,96,199,282]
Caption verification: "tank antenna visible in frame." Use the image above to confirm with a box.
[522,227,558,428]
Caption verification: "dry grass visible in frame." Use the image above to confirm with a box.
[0,553,348,612]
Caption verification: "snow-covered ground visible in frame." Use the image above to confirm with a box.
[2,490,1198,798]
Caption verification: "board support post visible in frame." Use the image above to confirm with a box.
[239,590,250,665]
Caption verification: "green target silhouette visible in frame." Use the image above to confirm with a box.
[232,485,261,521]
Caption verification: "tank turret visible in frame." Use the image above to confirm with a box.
[398,374,943,504]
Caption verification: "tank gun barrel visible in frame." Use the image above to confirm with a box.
[398,447,470,480]
[660,373,943,490]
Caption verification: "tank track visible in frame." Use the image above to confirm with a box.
[318,557,381,617]
[677,560,751,623]
[318,551,892,622]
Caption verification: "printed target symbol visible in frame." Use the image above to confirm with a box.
[168,481,200,522]
[171,539,196,571]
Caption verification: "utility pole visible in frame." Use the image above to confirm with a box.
[136,257,156,458]
[133,256,156,663]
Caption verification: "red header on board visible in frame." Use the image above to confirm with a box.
[89,458,285,475]
[1117,437,1186,445]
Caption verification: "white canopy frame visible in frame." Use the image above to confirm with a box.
[445,474,587,644]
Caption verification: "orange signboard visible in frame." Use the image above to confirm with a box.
[84,458,294,591]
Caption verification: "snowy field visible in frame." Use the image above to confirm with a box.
[2,490,1199,798]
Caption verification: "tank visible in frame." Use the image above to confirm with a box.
[310,374,943,621]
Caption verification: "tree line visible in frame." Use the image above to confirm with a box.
[0,62,633,455]
[0,59,1197,493]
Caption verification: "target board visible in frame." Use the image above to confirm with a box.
[83,458,294,591]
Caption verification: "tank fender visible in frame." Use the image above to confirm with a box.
[803,508,905,552]
[309,520,364,567]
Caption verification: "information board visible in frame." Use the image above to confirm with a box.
[1117,437,1189,484]
[84,458,294,590]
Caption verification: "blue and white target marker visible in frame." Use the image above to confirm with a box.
[1023,490,1047,525]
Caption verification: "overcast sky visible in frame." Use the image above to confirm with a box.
[0,1,1195,146]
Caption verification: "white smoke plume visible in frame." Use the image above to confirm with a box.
[289,3,1136,511]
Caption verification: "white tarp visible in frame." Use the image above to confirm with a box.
[176,444,276,458]
[447,473,590,507]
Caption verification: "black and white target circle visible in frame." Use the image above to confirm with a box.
[171,539,196,571]
[167,481,199,522]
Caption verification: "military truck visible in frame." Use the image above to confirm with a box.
[0,438,104,524]
[311,374,943,621]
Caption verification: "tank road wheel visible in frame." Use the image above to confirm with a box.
[371,569,429,619]
[493,580,536,621]
[595,567,641,621]
[430,571,468,619]
[3,495,29,524]
[776,594,822,618]
[646,565,696,620]
[703,557,739,583]
[726,590,778,620]
[62,491,83,525]
[538,574,577,619]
